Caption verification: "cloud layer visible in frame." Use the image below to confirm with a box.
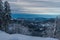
[2,0,60,15]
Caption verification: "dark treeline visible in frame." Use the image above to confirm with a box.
[0,0,11,31]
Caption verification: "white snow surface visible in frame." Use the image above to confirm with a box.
[0,31,59,40]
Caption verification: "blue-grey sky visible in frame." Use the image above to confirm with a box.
[2,0,60,15]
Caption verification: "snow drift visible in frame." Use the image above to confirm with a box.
[0,31,58,40]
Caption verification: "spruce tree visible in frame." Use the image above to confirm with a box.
[0,0,4,30]
[4,1,11,21]
[4,1,11,32]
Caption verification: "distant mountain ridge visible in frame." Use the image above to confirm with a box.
[11,13,57,19]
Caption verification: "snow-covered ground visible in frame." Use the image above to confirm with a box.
[0,31,59,40]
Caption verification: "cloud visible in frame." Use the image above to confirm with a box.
[2,0,60,15]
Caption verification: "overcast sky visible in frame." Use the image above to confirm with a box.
[2,0,60,15]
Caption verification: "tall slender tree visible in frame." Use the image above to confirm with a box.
[4,1,11,20]
[4,1,11,32]
[0,0,4,30]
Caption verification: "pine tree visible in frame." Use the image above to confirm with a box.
[4,1,11,32]
[0,0,4,30]
[4,1,11,21]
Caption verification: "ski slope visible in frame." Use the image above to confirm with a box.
[0,31,58,40]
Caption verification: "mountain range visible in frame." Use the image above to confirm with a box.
[11,13,57,19]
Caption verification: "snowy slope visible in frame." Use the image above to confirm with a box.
[0,31,58,40]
